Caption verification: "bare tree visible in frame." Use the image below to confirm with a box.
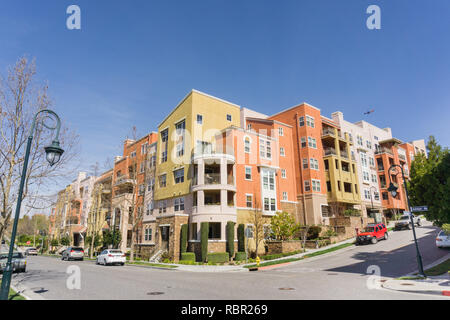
[328,201,345,218]
[248,194,265,258]
[0,57,79,241]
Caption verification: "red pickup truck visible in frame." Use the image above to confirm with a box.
[356,223,389,245]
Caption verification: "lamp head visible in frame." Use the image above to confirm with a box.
[388,182,398,198]
[44,140,64,166]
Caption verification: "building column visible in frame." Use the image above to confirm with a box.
[198,160,205,185]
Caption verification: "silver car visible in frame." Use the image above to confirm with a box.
[25,247,38,256]
[0,252,27,273]
[395,214,421,230]
[61,247,85,261]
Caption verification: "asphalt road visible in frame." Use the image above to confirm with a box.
[6,221,450,300]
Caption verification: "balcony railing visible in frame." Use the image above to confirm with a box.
[375,147,393,155]
[324,148,336,157]
[114,175,136,186]
[340,151,349,159]
[398,154,406,161]
[204,173,221,184]
[322,128,335,137]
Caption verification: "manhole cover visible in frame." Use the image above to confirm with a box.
[279,287,295,291]
[147,292,165,295]
[401,283,414,286]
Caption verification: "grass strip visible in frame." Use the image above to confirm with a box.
[9,288,25,300]
[244,257,303,269]
[303,243,354,258]
[425,259,450,277]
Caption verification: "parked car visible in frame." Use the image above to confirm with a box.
[61,247,84,261]
[0,251,27,273]
[25,247,38,256]
[395,214,421,230]
[436,230,450,248]
[96,249,126,266]
[356,223,388,245]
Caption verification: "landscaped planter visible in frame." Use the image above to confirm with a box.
[265,240,303,255]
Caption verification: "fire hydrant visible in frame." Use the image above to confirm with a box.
[256,256,260,267]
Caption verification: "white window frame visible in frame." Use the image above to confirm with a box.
[245,166,252,181]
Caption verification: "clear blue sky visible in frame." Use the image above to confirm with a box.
[1,0,449,187]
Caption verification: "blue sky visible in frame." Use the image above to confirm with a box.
[1,0,449,188]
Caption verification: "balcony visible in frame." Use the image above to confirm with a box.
[322,128,336,137]
[375,147,393,156]
[398,154,406,161]
[324,147,337,157]
[114,175,136,187]
[205,173,221,185]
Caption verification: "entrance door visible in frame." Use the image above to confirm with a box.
[160,226,169,251]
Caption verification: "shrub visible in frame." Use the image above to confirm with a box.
[51,239,59,247]
[60,236,71,246]
[307,226,322,240]
[235,252,246,261]
[207,252,230,264]
[200,222,209,262]
[237,224,245,252]
[226,221,235,259]
[180,224,188,255]
[343,208,361,217]
[262,250,302,261]
[180,252,195,262]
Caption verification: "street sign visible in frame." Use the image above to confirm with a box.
[411,206,428,213]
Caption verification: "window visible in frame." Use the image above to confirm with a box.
[197,114,203,125]
[158,200,167,213]
[270,198,276,211]
[145,228,152,241]
[299,116,305,127]
[312,179,321,192]
[344,182,352,193]
[282,192,288,201]
[301,137,307,148]
[363,171,370,182]
[227,114,232,122]
[310,158,319,170]
[174,168,184,184]
[369,157,375,167]
[174,197,185,211]
[247,124,252,130]
[138,184,145,195]
[324,159,329,170]
[147,178,155,192]
[280,147,285,156]
[244,137,251,153]
[131,151,136,158]
[371,174,378,183]
[306,115,315,128]
[264,198,269,211]
[360,152,368,167]
[208,223,221,239]
[146,202,153,215]
[160,129,168,163]
[246,195,253,208]
[175,120,185,157]
[141,143,148,155]
[245,166,252,180]
[259,138,271,159]
[140,162,145,173]
[308,137,317,149]
[364,189,371,200]
[278,127,283,136]
[366,140,372,149]
[264,198,276,211]
[357,135,363,146]
[262,171,275,190]
[281,169,286,178]
[304,180,311,192]
[382,192,389,200]
[326,181,332,192]
[159,174,167,188]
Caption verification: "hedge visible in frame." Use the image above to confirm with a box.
[235,252,247,261]
[180,252,196,262]
[207,252,230,264]
[180,224,188,255]
[237,224,245,252]
[200,222,209,262]
[226,221,235,259]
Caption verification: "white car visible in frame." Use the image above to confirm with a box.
[436,230,450,248]
[96,249,126,266]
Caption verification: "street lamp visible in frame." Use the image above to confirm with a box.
[0,110,64,300]
[369,185,379,219]
[387,164,425,277]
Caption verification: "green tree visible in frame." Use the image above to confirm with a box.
[409,136,449,226]
[60,236,71,246]
[270,212,300,241]
[102,229,121,248]
[226,221,235,259]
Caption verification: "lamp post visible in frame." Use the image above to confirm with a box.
[387,164,425,277]
[369,186,379,220]
[0,110,64,300]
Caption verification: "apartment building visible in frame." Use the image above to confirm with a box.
[49,172,96,247]
[112,133,158,253]
[86,169,113,254]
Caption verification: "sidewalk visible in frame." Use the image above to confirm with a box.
[382,253,450,297]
